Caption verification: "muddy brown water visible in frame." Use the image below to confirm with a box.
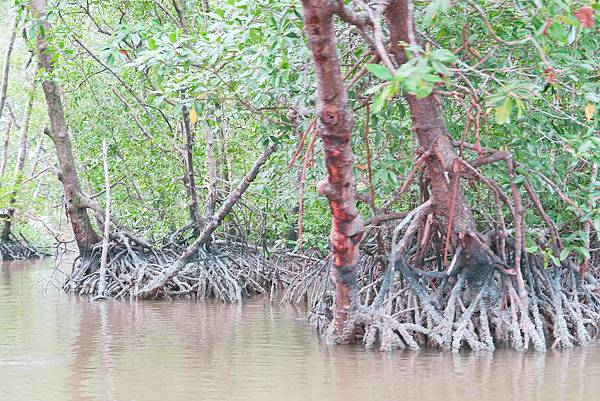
[1,258,600,401]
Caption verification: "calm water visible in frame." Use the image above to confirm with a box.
[1,258,600,401]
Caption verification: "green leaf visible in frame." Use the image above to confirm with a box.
[430,49,456,63]
[375,130,384,146]
[548,22,568,43]
[585,92,600,103]
[431,60,451,76]
[154,95,165,107]
[366,64,393,81]
[131,32,141,47]
[559,248,570,261]
[364,84,382,96]
[422,73,442,83]
[148,37,158,50]
[577,247,591,259]
[568,26,577,45]
[193,100,204,116]
[495,97,513,124]
[372,82,398,113]
[578,140,593,154]
[372,91,386,113]
[415,84,433,99]
[424,0,450,24]
[168,32,177,43]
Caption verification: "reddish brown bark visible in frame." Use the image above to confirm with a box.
[385,1,476,242]
[31,0,99,253]
[384,1,506,294]
[300,0,364,340]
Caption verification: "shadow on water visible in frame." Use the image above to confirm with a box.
[1,258,599,401]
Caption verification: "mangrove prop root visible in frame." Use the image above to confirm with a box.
[294,241,600,352]
[63,237,306,302]
[284,211,600,351]
[0,235,48,261]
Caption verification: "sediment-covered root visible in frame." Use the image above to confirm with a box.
[295,222,599,352]
[0,234,48,261]
[63,236,306,302]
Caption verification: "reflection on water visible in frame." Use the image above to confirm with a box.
[1,258,599,401]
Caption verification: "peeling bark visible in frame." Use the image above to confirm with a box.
[31,0,99,254]
[288,0,596,352]
[383,1,510,300]
[300,0,364,341]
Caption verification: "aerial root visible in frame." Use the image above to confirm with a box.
[63,237,308,301]
[290,142,600,351]
[294,238,599,352]
[0,234,48,261]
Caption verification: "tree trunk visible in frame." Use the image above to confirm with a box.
[385,0,499,288]
[0,118,12,183]
[300,0,364,341]
[202,122,218,220]
[219,122,232,194]
[172,0,188,34]
[30,0,99,254]
[172,3,205,227]
[386,1,475,238]
[182,108,201,225]
[0,13,18,120]
[1,73,36,241]
[27,137,45,178]
[97,140,111,297]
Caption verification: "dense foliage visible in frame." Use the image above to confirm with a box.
[0,0,597,260]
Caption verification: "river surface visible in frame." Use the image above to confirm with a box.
[1,258,600,401]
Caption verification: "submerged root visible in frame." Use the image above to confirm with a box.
[63,237,304,301]
[0,234,48,261]
[292,233,600,352]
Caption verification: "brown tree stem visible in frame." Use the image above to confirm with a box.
[202,121,218,221]
[301,0,364,341]
[182,108,201,224]
[97,140,112,298]
[297,125,318,248]
[363,103,376,211]
[31,0,100,253]
[0,118,12,184]
[386,0,476,240]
